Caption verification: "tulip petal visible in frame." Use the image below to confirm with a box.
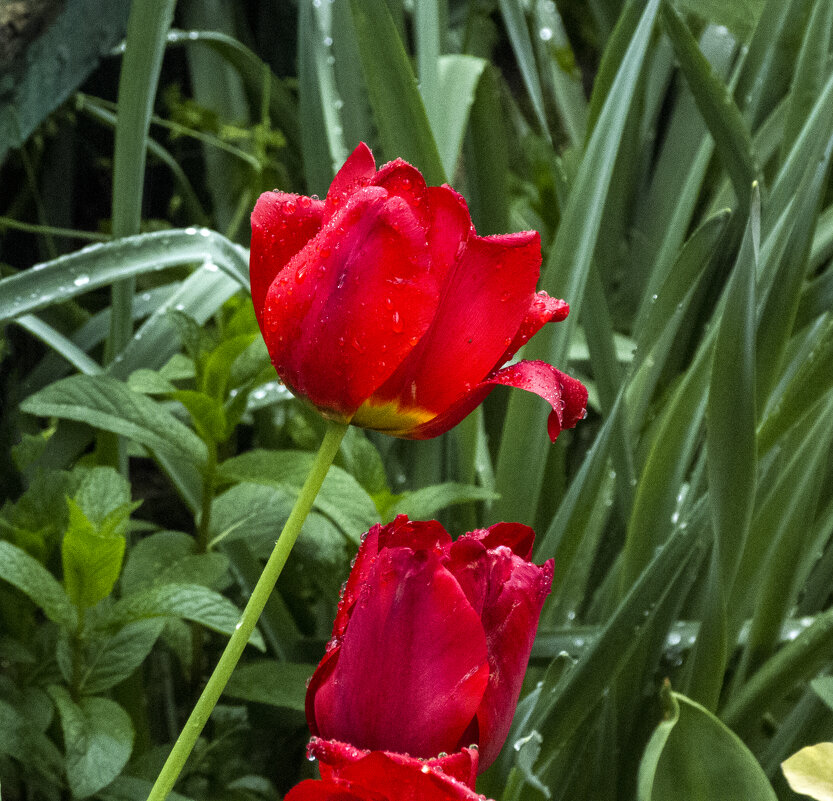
[325,142,377,221]
[311,548,489,758]
[399,359,587,441]
[263,187,439,417]
[474,522,536,560]
[372,230,542,417]
[472,554,554,769]
[250,191,325,328]
[498,291,569,365]
[372,160,430,228]
[308,738,480,789]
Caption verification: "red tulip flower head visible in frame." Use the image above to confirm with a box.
[284,738,491,800]
[305,516,554,772]
[250,143,587,440]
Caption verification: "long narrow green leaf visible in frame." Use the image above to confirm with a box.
[415,0,443,136]
[688,185,758,708]
[494,0,661,524]
[781,0,833,159]
[0,229,248,323]
[348,0,445,184]
[108,0,176,360]
[662,4,758,209]
[13,315,103,377]
[498,0,551,140]
[526,520,704,783]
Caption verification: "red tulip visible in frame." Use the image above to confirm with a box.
[250,142,587,440]
[305,516,553,771]
[284,737,491,801]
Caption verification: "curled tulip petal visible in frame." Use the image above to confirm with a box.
[250,142,586,441]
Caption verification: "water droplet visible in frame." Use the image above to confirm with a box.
[539,27,553,41]
[323,35,333,47]
[392,311,403,332]
[299,195,312,208]
[73,275,90,287]
[284,200,297,214]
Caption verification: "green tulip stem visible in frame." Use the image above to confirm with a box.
[147,419,349,801]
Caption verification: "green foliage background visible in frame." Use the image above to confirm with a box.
[2,0,833,798]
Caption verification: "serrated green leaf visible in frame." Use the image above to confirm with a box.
[49,686,134,799]
[218,450,377,541]
[80,619,165,695]
[0,541,76,629]
[173,389,227,445]
[62,499,127,610]
[21,375,207,468]
[106,583,264,651]
[638,689,776,801]
[222,661,316,712]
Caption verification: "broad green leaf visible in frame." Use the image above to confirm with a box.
[80,619,165,695]
[218,450,377,541]
[48,686,134,800]
[638,689,777,801]
[494,0,661,525]
[62,500,127,610]
[349,0,445,184]
[74,467,132,531]
[106,583,264,651]
[782,743,833,800]
[0,541,77,629]
[222,661,316,712]
[384,482,498,523]
[121,531,229,595]
[662,3,759,209]
[21,375,208,468]
[173,389,227,444]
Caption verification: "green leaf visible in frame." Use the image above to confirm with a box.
[348,0,445,184]
[813,677,833,712]
[782,743,833,801]
[638,688,777,801]
[121,531,229,595]
[498,0,551,138]
[433,55,488,179]
[384,482,498,523]
[494,0,661,525]
[218,450,378,541]
[222,661,316,712]
[671,0,764,40]
[80,619,165,695]
[106,583,264,651]
[173,389,228,444]
[62,500,127,610]
[706,186,759,586]
[48,686,134,800]
[0,541,76,629]
[21,375,208,468]
[662,3,759,209]
[74,467,133,532]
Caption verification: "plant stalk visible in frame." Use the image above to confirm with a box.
[146,419,348,801]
